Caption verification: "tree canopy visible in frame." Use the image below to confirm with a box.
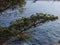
[0,0,26,11]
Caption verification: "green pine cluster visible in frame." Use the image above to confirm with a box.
[0,13,58,40]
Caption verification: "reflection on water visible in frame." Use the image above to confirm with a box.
[0,1,60,45]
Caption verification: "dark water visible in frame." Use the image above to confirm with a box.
[1,1,60,45]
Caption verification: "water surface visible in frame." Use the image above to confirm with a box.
[0,1,60,45]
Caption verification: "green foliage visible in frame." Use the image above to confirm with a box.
[0,27,10,36]
[0,13,58,41]
[0,13,58,37]
[49,15,58,21]
[18,33,30,40]
[11,0,26,7]
[10,17,31,30]
[10,13,58,31]
[0,0,26,11]
[0,27,18,36]
[30,14,37,22]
